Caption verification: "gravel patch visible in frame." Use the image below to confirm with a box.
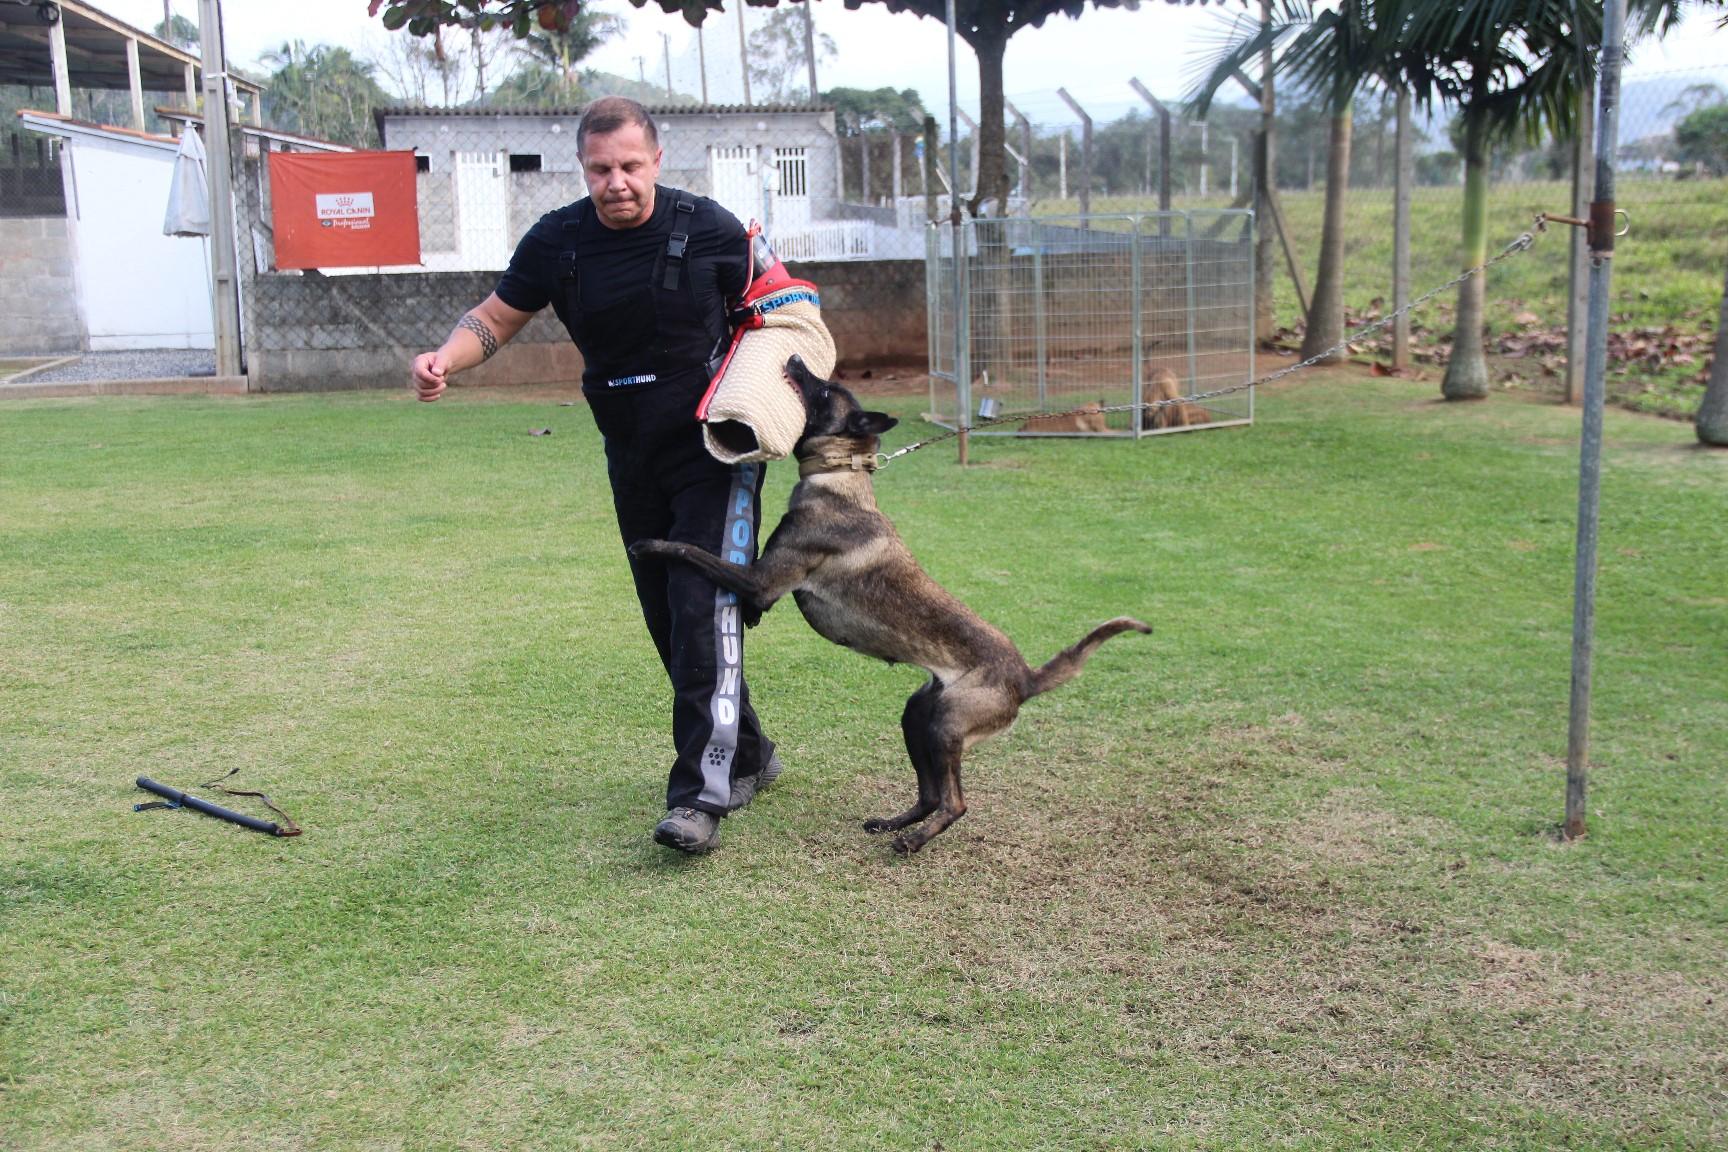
[17,350,217,384]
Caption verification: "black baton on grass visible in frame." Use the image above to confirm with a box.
[135,777,301,837]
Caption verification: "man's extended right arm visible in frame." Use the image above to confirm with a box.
[412,293,537,402]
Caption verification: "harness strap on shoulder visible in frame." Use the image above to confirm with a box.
[663,195,697,292]
[559,200,587,284]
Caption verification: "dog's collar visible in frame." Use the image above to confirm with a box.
[798,451,885,478]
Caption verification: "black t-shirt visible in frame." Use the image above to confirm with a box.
[494,186,749,391]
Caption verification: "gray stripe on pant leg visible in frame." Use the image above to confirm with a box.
[697,461,759,809]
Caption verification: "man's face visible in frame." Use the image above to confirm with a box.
[580,123,662,229]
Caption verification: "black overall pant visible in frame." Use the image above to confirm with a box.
[588,381,776,814]
[559,188,775,816]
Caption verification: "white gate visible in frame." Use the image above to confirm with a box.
[709,145,762,227]
[455,150,510,270]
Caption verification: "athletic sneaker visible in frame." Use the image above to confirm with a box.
[653,807,721,853]
[728,753,785,811]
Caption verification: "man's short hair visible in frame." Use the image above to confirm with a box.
[578,97,659,154]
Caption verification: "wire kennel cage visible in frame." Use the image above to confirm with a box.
[926,211,1256,438]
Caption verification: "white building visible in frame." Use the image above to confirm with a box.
[377,104,911,267]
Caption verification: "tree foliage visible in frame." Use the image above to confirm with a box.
[823,87,928,137]
[151,14,201,52]
[260,42,394,148]
[1675,103,1728,176]
[370,0,1233,216]
[748,7,835,104]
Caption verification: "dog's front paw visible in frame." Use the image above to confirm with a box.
[862,817,891,834]
[890,833,918,855]
[628,539,672,561]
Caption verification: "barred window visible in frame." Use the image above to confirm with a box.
[773,148,808,199]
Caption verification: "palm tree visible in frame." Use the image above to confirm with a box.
[1189,1,1379,363]
[510,7,624,101]
[1385,2,1598,400]
[261,42,392,148]
[1699,252,1728,446]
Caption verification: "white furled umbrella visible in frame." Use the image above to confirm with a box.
[163,126,212,237]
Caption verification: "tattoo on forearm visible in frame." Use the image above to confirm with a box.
[458,314,499,360]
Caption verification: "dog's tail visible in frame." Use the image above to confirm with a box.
[1025,617,1151,699]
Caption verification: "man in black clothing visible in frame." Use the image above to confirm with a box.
[411,96,780,854]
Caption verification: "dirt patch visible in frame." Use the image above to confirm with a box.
[797,716,1728,1137]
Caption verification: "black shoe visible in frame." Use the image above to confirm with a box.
[654,806,721,853]
[728,753,785,811]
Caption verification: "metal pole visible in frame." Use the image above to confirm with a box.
[198,0,241,379]
[946,0,967,464]
[1567,76,1595,405]
[1132,218,1144,439]
[1057,88,1092,224]
[662,32,673,99]
[1199,120,1209,197]
[736,2,751,106]
[1393,88,1412,371]
[1566,0,1626,842]
[1006,101,1032,202]
[1033,234,1047,410]
[1129,80,1171,234]
[801,0,819,103]
[697,23,708,104]
[1183,211,1199,393]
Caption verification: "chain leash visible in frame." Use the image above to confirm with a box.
[872,229,1539,469]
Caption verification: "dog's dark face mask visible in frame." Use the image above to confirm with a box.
[786,355,898,446]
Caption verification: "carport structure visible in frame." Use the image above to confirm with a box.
[0,0,260,128]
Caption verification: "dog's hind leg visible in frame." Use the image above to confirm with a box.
[890,729,966,855]
[864,681,942,835]
[890,684,1022,854]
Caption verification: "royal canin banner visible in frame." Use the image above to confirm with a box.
[267,151,420,270]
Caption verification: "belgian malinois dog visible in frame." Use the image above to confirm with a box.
[628,356,1150,854]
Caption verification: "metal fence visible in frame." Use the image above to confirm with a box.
[1000,64,1728,352]
[926,211,1255,437]
[0,128,64,217]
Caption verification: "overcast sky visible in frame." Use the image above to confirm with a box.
[98,1,1728,128]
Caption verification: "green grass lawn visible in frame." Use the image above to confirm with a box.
[3,379,1725,1149]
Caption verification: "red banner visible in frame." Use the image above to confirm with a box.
[268,151,420,270]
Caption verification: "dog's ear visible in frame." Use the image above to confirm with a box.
[846,410,898,438]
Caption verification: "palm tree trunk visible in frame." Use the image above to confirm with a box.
[1698,250,1728,446]
[1254,0,1277,345]
[1299,109,1351,362]
[1443,106,1492,400]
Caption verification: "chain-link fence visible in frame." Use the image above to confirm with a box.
[1,126,64,217]
[927,211,1254,437]
[991,66,1728,348]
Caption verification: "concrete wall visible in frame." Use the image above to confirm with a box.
[795,259,926,368]
[0,216,84,356]
[242,258,928,392]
